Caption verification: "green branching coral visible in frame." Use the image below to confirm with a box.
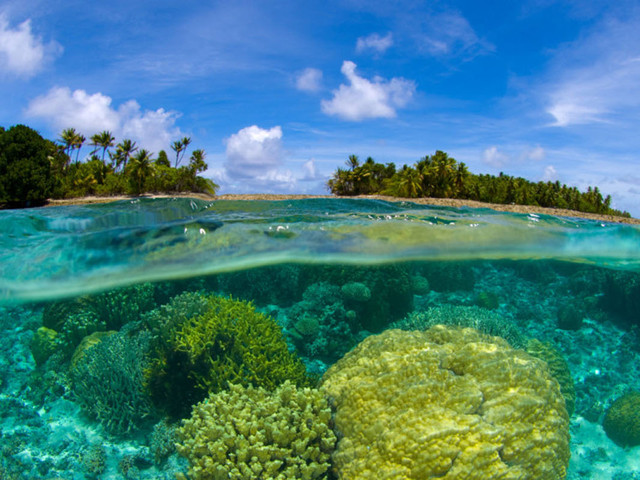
[391,304,524,348]
[142,291,211,344]
[146,295,312,418]
[525,339,576,416]
[177,381,336,480]
[286,282,357,363]
[70,327,154,435]
[82,283,156,330]
[603,391,640,447]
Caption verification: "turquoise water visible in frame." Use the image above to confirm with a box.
[1,198,640,479]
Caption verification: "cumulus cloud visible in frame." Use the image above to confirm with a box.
[482,146,509,167]
[321,61,415,121]
[220,126,328,193]
[225,125,283,177]
[25,87,181,153]
[295,68,323,92]
[0,14,62,77]
[356,32,393,54]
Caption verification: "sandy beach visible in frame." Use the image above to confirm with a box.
[44,193,640,225]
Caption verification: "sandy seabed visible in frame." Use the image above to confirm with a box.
[45,193,640,225]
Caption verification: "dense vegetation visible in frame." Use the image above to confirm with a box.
[0,124,217,208]
[328,151,630,217]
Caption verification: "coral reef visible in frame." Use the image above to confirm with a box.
[321,325,570,480]
[411,274,430,294]
[29,327,58,366]
[149,418,178,465]
[391,304,524,348]
[146,295,312,418]
[300,264,414,331]
[56,311,106,357]
[340,282,371,302]
[83,283,156,330]
[526,339,576,416]
[177,381,336,480]
[70,326,154,435]
[286,282,358,363]
[603,391,640,447]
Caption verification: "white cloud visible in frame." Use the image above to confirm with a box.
[295,68,323,92]
[321,61,415,121]
[25,87,181,153]
[224,125,285,179]
[219,126,330,193]
[356,32,393,54]
[0,14,61,77]
[482,146,509,167]
[545,17,640,127]
[541,165,558,182]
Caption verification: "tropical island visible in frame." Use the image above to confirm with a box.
[0,124,217,208]
[0,123,634,222]
[327,153,631,218]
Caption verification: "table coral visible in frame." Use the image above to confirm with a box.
[321,325,570,480]
[177,381,336,480]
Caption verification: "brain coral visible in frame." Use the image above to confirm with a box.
[321,325,570,480]
[177,381,336,480]
[603,391,640,447]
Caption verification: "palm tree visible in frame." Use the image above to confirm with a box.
[346,154,360,171]
[188,149,207,174]
[59,128,77,158]
[453,162,469,198]
[112,139,137,172]
[382,166,422,198]
[90,131,115,164]
[171,136,192,168]
[72,132,86,165]
[128,149,154,194]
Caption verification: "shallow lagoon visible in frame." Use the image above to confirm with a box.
[1,198,639,479]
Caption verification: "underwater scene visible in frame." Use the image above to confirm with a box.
[1,197,640,480]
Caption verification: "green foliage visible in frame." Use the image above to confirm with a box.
[1,124,217,206]
[328,150,630,217]
[0,124,56,207]
[70,327,154,435]
[146,294,312,419]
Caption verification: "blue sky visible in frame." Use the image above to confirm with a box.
[1,0,640,215]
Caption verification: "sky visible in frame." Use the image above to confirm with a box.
[1,0,640,216]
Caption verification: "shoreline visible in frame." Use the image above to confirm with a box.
[44,193,640,225]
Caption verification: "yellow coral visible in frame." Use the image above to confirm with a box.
[321,325,570,480]
[177,381,336,480]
